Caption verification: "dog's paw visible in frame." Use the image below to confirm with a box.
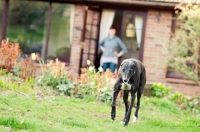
[120,120,124,124]
[123,119,129,126]
[133,115,137,123]
[123,121,128,126]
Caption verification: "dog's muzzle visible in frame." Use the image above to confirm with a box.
[123,79,128,83]
[122,74,129,84]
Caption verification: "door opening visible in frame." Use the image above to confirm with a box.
[120,11,146,64]
[97,10,146,70]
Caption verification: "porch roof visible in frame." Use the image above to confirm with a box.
[50,0,200,9]
[82,0,200,4]
[37,0,200,4]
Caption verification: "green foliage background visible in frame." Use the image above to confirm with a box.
[167,3,200,83]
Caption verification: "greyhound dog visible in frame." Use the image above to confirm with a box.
[111,58,146,126]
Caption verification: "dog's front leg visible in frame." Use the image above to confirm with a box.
[123,90,129,122]
[124,89,136,126]
[111,82,121,121]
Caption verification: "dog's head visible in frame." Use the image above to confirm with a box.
[120,60,136,84]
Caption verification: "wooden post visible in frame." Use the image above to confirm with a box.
[1,0,9,41]
[44,2,52,61]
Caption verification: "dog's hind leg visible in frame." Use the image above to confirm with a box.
[133,91,142,122]
[122,90,129,122]
[134,72,146,122]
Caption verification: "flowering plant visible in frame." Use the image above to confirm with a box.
[13,54,36,79]
[78,60,117,101]
[0,39,21,73]
[34,54,74,96]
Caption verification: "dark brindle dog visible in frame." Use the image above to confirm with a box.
[111,58,146,126]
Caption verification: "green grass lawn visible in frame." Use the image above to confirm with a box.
[0,92,199,132]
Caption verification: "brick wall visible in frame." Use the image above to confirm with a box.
[143,10,200,96]
[70,6,200,96]
[167,81,200,97]
[143,10,172,83]
[69,5,86,76]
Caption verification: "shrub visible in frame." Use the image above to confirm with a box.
[0,39,36,80]
[98,85,113,103]
[36,58,74,96]
[0,39,21,73]
[151,83,171,98]
[169,92,187,105]
[169,92,200,113]
[56,79,74,96]
[165,3,200,83]
[78,65,99,98]
[13,55,36,79]
[186,97,200,114]
[78,60,116,101]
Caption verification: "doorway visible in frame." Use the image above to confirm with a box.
[120,11,147,64]
[96,10,146,69]
[80,7,101,68]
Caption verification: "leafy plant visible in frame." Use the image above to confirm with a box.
[0,68,7,76]
[98,85,113,103]
[169,92,200,113]
[13,55,36,79]
[36,58,74,96]
[0,39,21,73]
[186,97,200,114]
[0,39,36,80]
[56,78,74,96]
[169,92,187,105]
[78,66,98,98]
[78,60,117,100]
[151,83,171,98]
[165,3,200,83]
[77,84,97,99]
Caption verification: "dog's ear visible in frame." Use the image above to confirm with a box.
[120,60,125,67]
[132,61,136,69]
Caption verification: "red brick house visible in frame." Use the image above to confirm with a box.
[1,0,200,96]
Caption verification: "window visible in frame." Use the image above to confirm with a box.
[47,3,75,65]
[0,0,5,39]
[120,13,144,61]
[5,1,74,65]
[6,0,49,58]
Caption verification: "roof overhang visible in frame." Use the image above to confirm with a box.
[32,0,200,10]
[78,0,178,7]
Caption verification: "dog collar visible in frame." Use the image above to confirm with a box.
[121,83,131,90]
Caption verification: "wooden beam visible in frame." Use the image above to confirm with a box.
[44,2,52,61]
